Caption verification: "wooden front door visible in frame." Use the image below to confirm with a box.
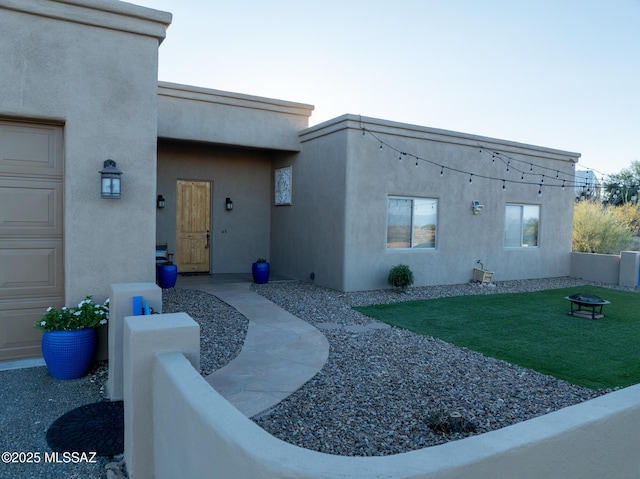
[176,180,211,273]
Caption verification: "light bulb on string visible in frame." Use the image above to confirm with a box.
[562,180,565,189]
[469,174,473,184]
[440,166,444,176]
[502,180,506,190]
[506,161,510,173]
[538,185,542,197]
[521,173,525,181]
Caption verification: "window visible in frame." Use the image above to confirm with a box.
[387,197,437,248]
[504,204,539,247]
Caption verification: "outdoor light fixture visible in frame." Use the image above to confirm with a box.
[99,159,122,199]
[157,195,165,209]
[225,197,233,211]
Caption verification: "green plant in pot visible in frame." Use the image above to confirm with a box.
[35,296,109,380]
[252,258,270,284]
[388,264,414,292]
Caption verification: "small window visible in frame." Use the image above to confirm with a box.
[504,204,539,247]
[387,197,437,248]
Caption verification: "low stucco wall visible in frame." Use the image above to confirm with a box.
[570,252,621,285]
[152,351,640,479]
[570,251,640,287]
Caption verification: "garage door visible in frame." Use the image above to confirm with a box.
[0,121,64,360]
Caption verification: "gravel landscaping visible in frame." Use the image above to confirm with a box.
[1,276,628,479]
[165,277,623,457]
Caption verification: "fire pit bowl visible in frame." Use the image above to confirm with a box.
[564,293,610,319]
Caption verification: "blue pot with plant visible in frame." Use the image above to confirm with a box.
[252,258,270,284]
[35,296,109,380]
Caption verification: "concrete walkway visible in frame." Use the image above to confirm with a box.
[184,282,330,418]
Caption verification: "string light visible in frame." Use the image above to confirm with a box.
[360,125,602,192]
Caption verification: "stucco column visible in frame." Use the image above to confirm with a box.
[123,313,200,479]
[619,251,640,288]
[107,282,162,400]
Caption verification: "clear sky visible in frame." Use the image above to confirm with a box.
[133,0,639,178]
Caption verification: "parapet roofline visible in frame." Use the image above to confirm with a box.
[0,0,172,42]
[158,82,314,118]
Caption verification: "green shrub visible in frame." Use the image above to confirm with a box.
[573,201,633,254]
[388,264,414,290]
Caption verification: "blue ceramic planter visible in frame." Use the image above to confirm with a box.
[42,328,97,380]
[157,264,178,289]
[252,262,270,284]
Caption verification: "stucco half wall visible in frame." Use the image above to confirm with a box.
[271,115,580,292]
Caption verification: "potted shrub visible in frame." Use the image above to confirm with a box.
[388,264,414,292]
[252,258,270,284]
[35,296,109,380]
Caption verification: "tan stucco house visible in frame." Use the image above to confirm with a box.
[0,0,580,360]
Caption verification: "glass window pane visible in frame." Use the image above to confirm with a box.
[504,205,522,247]
[505,204,540,248]
[387,198,412,248]
[412,199,437,248]
[522,205,539,247]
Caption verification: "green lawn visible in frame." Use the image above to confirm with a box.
[354,286,640,389]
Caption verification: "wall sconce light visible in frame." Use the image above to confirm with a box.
[99,159,123,199]
[472,200,484,215]
[225,197,233,211]
[157,195,165,209]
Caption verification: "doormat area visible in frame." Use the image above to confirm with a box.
[46,401,124,457]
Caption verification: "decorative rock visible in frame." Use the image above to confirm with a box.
[164,278,628,458]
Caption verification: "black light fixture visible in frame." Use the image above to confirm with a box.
[157,195,165,209]
[99,159,123,199]
[225,197,233,211]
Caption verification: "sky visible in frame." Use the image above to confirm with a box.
[132,0,639,178]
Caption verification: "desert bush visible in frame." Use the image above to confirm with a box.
[573,201,633,254]
[388,264,414,290]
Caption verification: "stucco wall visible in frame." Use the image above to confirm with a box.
[149,351,640,479]
[158,82,313,151]
[570,252,621,285]
[270,134,349,288]
[290,115,579,292]
[157,141,272,273]
[0,0,171,303]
